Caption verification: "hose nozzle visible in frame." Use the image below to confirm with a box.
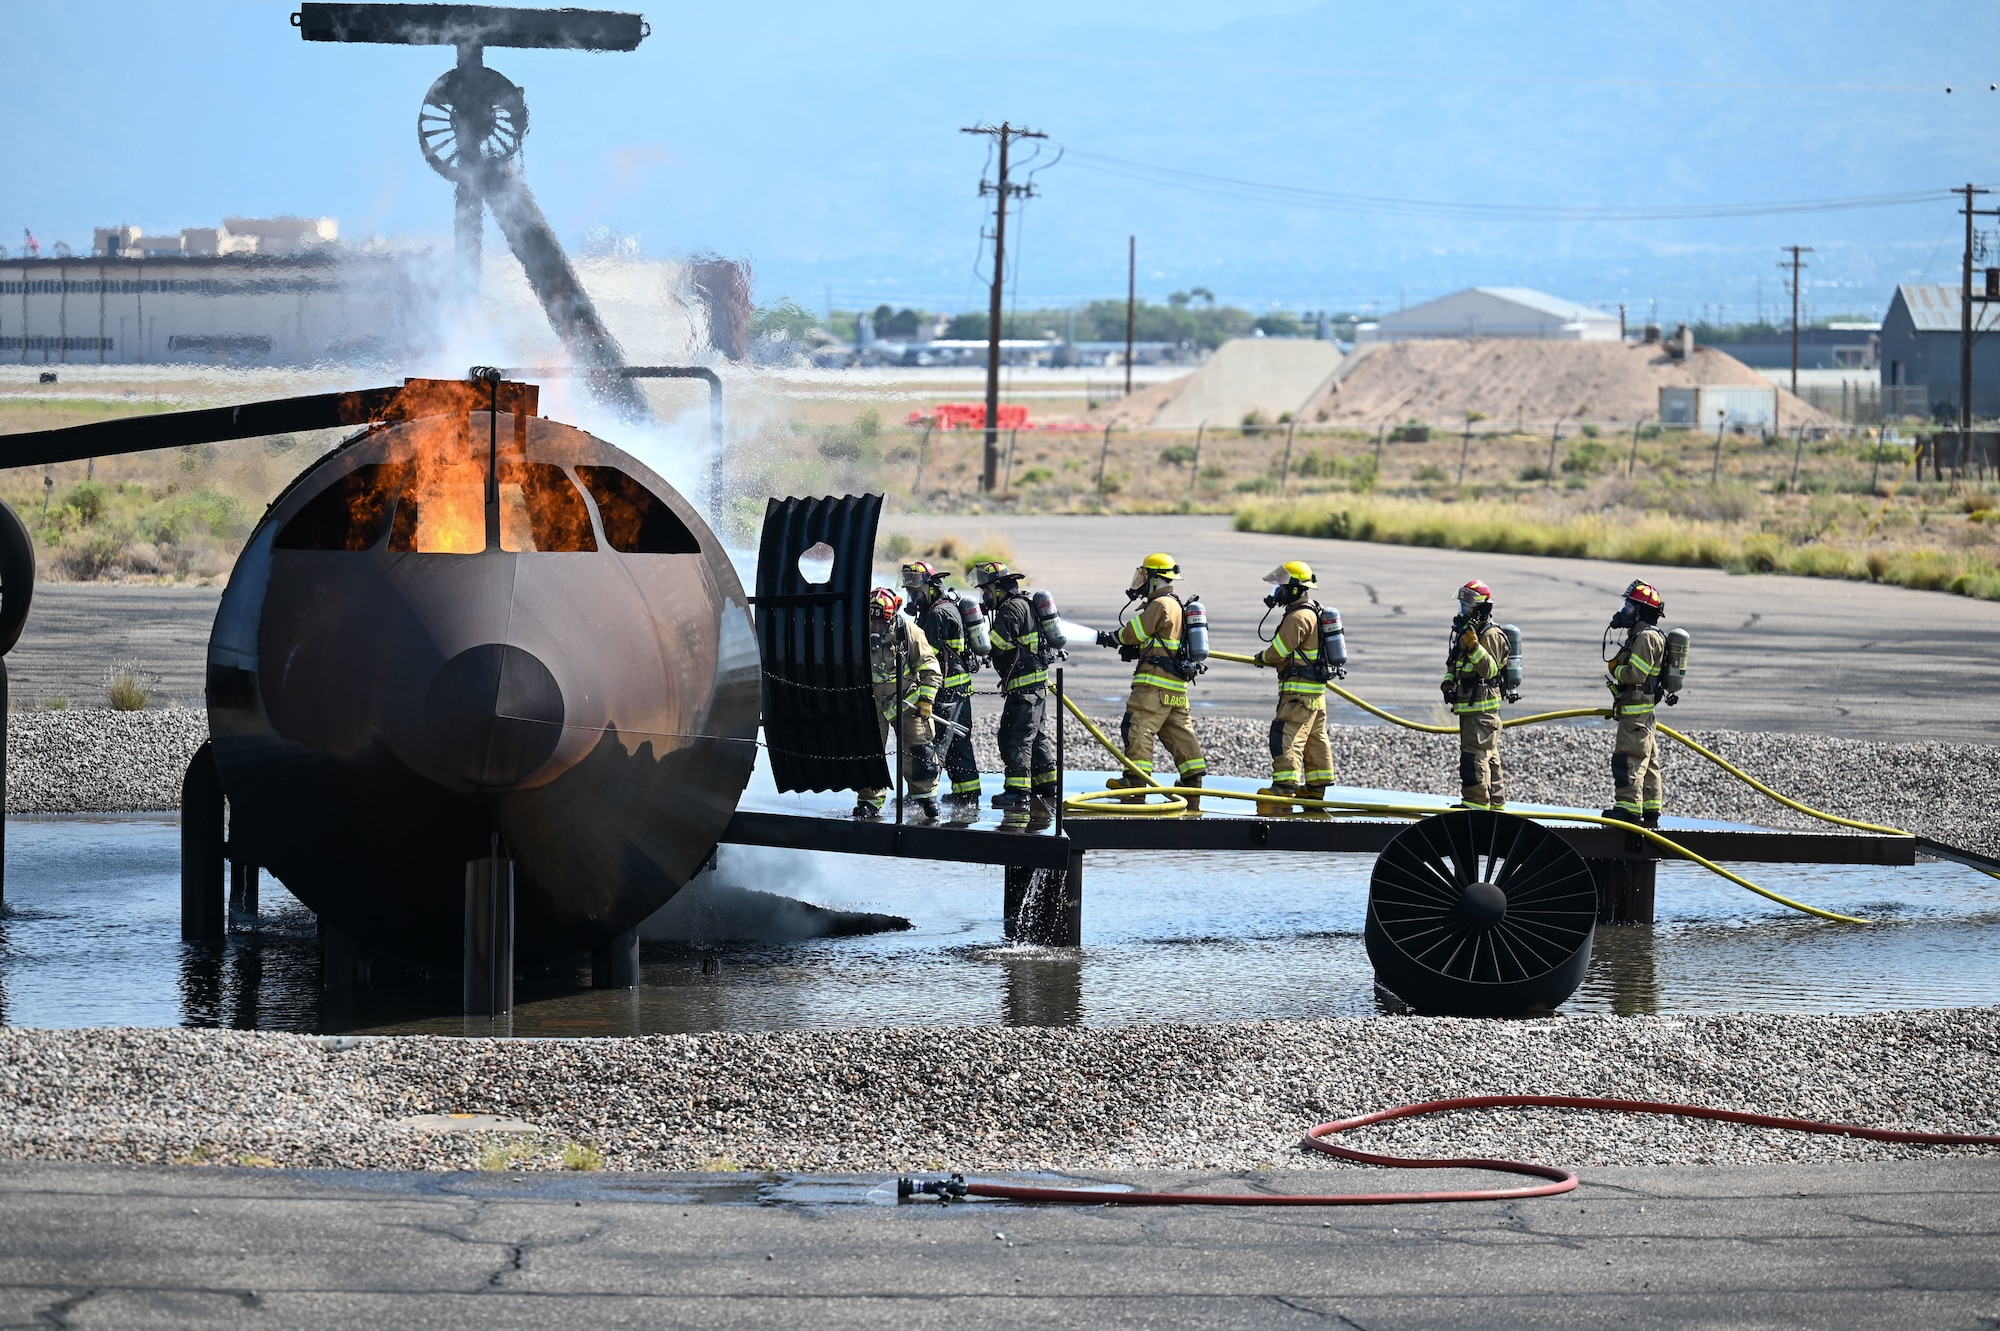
[897,1173,969,1203]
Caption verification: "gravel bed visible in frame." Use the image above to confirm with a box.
[1,1012,1996,1173]
[4,706,1989,860]
[5,709,207,814]
[969,709,2000,858]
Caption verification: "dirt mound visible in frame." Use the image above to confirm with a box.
[1304,339,1834,431]
[1150,337,1343,429]
[1082,373,1191,428]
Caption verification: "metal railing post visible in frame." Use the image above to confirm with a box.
[1054,666,1065,838]
[895,639,905,826]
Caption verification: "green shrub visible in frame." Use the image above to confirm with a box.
[1562,440,1609,474]
[1017,467,1053,485]
[63,481,108,524]
[1158,444,1197,466]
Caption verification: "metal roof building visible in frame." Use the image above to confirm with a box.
[1364,287,1622,342]
[1880,284,2000,420]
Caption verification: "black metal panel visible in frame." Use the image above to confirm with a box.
[720,811,1073,871]
[0,500,33,657]
[0,387,404,469]
[755,495,889,793]
[1064,815,1915,866]
[296,3,646,50]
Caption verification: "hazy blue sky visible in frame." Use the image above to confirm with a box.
[6,0,1997,322]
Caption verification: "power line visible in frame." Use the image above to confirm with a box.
[960,121,1047,493]
[1779,245,1813,399]
[1062,147,1973,222]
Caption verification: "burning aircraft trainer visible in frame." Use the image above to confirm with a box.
[0,376,759,996]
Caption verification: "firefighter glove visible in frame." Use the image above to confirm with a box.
[917,698,933,719]
[1095,629,1119,648]
[1459,628,1479,651]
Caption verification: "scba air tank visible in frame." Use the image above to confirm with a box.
[1661,626,1691,695]
[1500,623,1525,693]
[1317,605,1348,672]
[1031,589,1067,651]
[955,592,992,657]
[1182,596,1209,664]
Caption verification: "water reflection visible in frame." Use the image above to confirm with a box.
[1582,926,1663,1016]
[4,816,2000,1034]
[998,948,1083,1027]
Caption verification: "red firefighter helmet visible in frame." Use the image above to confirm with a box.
[1457,579,1494,610]
[1623,579,1664,613]
[869,587,904,621]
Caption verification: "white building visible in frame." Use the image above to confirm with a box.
[1366,287,1622,342]
[0,248,419,366]
[2,217,711,369]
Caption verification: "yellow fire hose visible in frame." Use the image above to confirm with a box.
[1054,651,1910,924]
[1209,649,1909,837]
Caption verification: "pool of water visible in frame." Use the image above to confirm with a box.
[1,803,1996,1036]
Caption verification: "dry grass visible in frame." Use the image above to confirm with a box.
[1237,494,2000,602]
[106,667,151,711]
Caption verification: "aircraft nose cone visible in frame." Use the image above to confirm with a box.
[423,643,565,788]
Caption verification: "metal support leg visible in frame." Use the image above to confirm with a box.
[322,921,371,993]
[0,659,8,910]
[1003,850,1083,947]
[228,857,259,925]
[1590,857,1656,924]
[464,842,515,1017]
[592,928,640,989]
[179,741,226,941]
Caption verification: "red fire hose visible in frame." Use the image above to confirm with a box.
[932,1096,2000,1207]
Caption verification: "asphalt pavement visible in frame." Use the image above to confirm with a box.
[9,520,1995,741]
[1,1159,1994,1328]
[882,514,2000,742]
[6,582,219,712]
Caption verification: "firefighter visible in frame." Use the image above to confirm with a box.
[901,560,983,811]
[1442,579,1513,810]
[1093,552,1207,811]
[1251,561,1335,816]
[971,559,1057,812]
[852,586,942,821]
[1603,578,1668,827]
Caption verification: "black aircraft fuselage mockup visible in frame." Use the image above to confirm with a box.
[0,377,758,964]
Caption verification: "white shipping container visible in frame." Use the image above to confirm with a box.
[1658,385,1778,430]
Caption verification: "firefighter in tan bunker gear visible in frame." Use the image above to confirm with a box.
[1603,578,1669,828]
[1442,579,1512,810]
[1252,561,1335,816]
[1093,553,1207,811]
[852,587,943,822]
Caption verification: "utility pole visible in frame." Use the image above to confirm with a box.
[960,121,1047,493]
[1123,235,1137,397]
[1780,245,1813,399]
[1956,184,1995,439]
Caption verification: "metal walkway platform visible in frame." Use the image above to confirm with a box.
[717,809,1921,946]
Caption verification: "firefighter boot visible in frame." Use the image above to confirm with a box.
[915,797,941,822]
[1256,784,1298,817]
[1106,772,1149,805]
[1179,775,1203,815]
[1298,784,1331,818]
[1600,806,1643,827]
[1642,810,1661,829]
